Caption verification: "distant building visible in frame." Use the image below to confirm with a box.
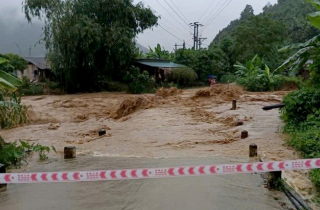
[133,59,186,82]
[17,57,51,81]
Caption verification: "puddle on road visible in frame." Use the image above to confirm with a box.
[0,156,294,210]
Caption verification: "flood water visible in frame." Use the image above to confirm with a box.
[0,156,294,210]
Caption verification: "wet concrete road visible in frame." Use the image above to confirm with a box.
[0,156,294,210]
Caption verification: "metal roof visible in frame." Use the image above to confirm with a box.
[135,60,186,68]
[24,57,50,70]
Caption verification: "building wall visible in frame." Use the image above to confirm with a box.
[17,64,39,81]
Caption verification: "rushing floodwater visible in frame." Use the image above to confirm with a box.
[0,156,294,210]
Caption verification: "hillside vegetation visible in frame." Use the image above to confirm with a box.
[209,0,319,70]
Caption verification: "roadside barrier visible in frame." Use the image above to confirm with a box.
[0,158,319,184]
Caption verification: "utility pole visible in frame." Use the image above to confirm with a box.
[198,38,207,50]
[15,42,21,55]
[190,22,203,50]
[174,41,186,51]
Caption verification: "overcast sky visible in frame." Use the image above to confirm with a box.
[0,0,278,55]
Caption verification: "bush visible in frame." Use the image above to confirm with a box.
[220,74,237,84]
[125,66,156,94]
[166,67,198,87]
[281,87,320,195]
[0,139,56,168]
[237,74,277,92]
[281,88,320,124]
[20,77,44,95]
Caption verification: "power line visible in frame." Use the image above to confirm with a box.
[142,0,189,39]
[203,0,232,32]
[168,0,190,23]
[202,0,225,26]
[159,21,187,38]
[163,0,189,27]
[158,14,189,37]
[154,0,190,31]
[159,25,183,42]
[199,0,218,23]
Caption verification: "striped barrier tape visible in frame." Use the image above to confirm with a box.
[0,158,319,184]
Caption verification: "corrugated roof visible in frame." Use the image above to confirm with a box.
[135,60,186,68]
[24,57,50,70]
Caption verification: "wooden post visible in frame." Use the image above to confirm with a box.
[241,130,248,139]
[231,99,237,110]
[0,164,7,189]
[64,146,76,159]
[249,144,257,157]
[98,129,106,136]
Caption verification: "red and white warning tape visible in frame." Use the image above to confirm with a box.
[1,158,319,184]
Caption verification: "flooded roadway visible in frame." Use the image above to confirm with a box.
[0,156,294,210]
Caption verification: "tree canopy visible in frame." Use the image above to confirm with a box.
[23,0,158,92]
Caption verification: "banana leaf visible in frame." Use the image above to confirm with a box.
[0,70,22,87]
[307,0,320,11]
[308,11,320,30]
[277,46,314,73]
[0,77,18,92]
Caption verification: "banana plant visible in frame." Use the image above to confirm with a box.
[277,0,320,75]
[0,70,22,92]
[234,54,262,77]
[0,70,27,129]
[146,43,171,59]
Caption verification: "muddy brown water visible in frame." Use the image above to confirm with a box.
[0,156,294,210]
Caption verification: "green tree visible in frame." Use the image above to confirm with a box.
[174,47,228,81]
[0,56,14,73]
[23,0,158,92]
[3,54,28,71]
[240,5,254,20]
[233,15,287,66]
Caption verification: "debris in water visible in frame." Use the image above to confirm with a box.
[113,97,152,119]
[156,87,182,98]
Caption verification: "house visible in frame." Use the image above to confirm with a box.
[17,57,51,81]
[133,59,186,82]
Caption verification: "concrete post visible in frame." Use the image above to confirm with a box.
[249,144,257,157]
[98,129,106,136]
[64,146,76,159]
[268,171,282,189]
[241,130,248,139]
[237,121,244,126]
[0,164,7,189]
[231,99,237,110]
